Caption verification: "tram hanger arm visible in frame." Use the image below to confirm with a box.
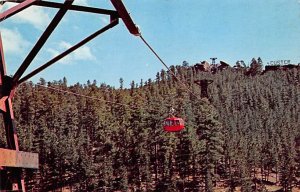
[1,0,140,35]
[1,0,119,17]
[110,0,141,36]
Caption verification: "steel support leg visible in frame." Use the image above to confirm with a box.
[0,33,24,191]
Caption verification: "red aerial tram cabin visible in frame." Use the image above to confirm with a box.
[163,117,185,132]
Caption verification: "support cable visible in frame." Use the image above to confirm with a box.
[32,83,135,109]
[139,35,201,100]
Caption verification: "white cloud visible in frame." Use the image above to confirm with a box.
[47,47,72,64]
[0,4,5,12]
[59,41,72,49]
[100,16,109,24]
[74,0,89,6]
[46,41,96,65]
[74,46,95,60]
[3,3,50,30]
[0,27,31,54]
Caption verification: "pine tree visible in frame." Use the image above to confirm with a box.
[193,98,224,192]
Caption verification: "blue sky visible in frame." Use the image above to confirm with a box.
[1,0,300,87]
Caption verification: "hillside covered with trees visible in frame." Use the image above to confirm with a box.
[0,60,299,191]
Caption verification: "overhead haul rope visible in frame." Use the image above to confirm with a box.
[31,83,135,109]
[26,83,181,118]
[139,35,200,100]
[29,84,181,117]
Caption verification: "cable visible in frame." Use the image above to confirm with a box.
[139,35,200,100]
[25,82,184,113]
[140,35,172,73]
[33,83,136,109]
